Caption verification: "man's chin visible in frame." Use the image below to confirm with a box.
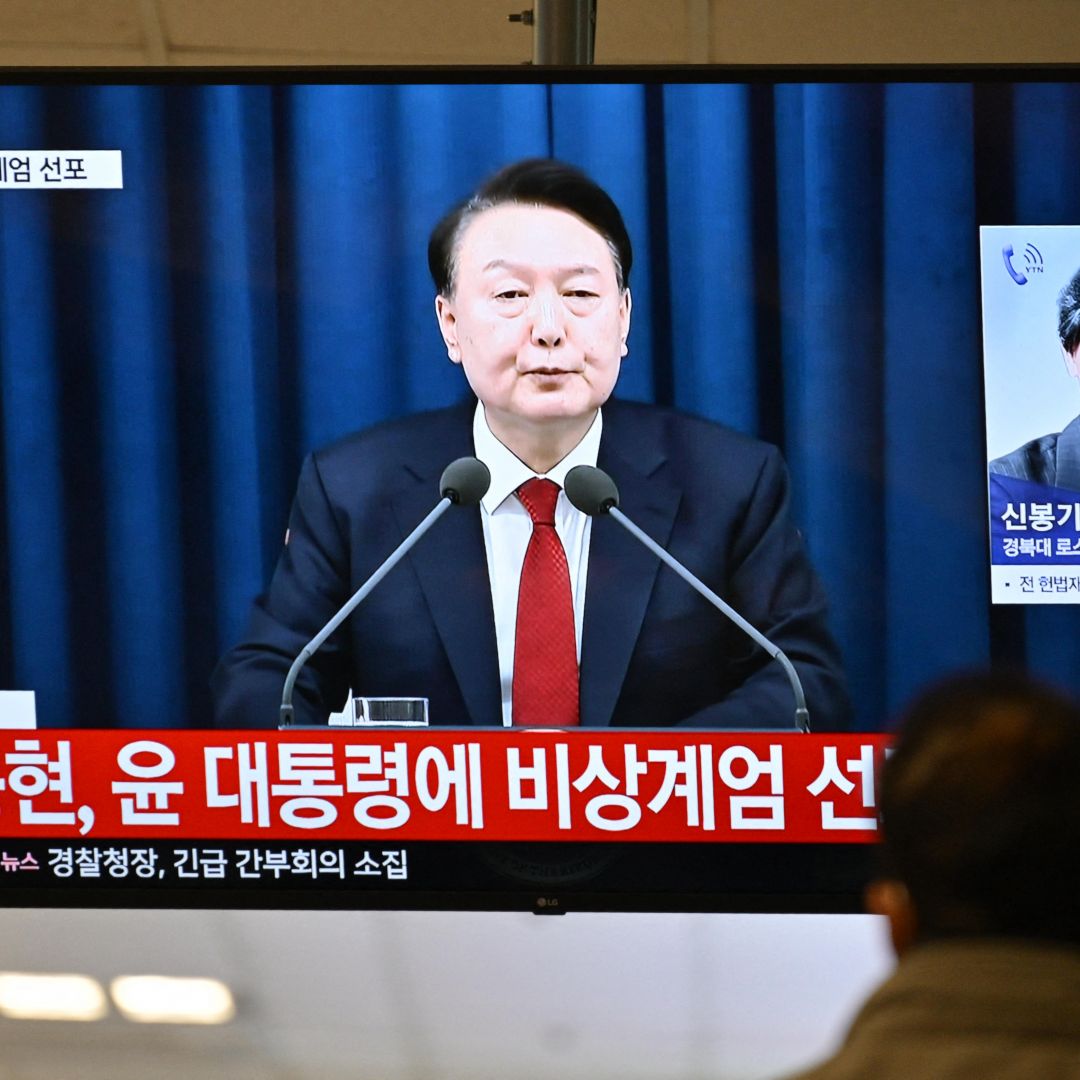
[485,386,604,426]
[514,398,595,426]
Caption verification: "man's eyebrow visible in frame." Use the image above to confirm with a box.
[481,259,603,277]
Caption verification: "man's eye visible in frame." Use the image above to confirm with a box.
[495,290,527,300]
[565,290,598,299]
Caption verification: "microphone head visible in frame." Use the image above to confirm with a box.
[564,465,619,515]
[440,457,491,506]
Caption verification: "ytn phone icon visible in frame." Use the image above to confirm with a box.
[1002,243,1027,285]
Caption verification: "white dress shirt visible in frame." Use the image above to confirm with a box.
[472,402,601,727]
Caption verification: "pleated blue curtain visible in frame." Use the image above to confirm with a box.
[879,84,987,711]
[1,79,1078,729]
[0,88,72,725]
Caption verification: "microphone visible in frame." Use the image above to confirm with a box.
[279,456,490,727]
[564,464,811,732]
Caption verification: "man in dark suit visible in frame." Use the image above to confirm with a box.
[212,159,850,730]
[989,264,1080,491]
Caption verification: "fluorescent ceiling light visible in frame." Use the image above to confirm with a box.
[110,975,235,1024]
[0,973,108,1021]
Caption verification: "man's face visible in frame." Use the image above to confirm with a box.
[435,203,631,444]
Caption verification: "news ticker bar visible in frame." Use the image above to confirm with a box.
[0,841,410,890]
[0,730,889,845]
[0,839,879,912]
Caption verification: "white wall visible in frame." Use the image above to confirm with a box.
[0,0,1076,66]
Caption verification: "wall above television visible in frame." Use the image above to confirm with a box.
[0,1,1077,68]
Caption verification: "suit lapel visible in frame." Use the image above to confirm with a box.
[384,400,682,729]
[580,406,682,727]
[390,405,501,727]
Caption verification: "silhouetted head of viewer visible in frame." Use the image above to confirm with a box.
[868,671,1080,955]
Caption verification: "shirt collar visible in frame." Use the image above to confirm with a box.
[472,402,603,513]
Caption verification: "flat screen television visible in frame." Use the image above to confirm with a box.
[0,67,1078,912]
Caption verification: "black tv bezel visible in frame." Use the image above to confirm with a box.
[1,62,1070,913]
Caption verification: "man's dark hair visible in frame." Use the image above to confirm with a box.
[427,158,633,296]
[880,671,1080,946]
[1057,266,1080,356]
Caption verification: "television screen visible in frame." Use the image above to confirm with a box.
[0,68,1078,911]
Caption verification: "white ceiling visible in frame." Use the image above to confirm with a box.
[0,907,892,1079]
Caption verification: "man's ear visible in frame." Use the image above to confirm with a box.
[1062,343,1080,380]
[619,288,632,357]
[865,878,918,958]
[435,295,462,364]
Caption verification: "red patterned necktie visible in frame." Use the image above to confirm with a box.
[512,477,580,726]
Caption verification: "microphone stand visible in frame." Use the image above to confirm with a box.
[606,506,810,732]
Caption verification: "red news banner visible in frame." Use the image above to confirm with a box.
[0,731,889,845]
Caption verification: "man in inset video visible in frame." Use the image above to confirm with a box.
[785,672,1080,1078]
[212,159,850,730]
[990,264,1080,490]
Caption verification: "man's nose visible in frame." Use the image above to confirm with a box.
[529,291,565,349]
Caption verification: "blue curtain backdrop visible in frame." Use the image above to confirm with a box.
[1,78,1079,729]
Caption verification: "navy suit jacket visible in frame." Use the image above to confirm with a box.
[211,398,851,730]
[988,413,1080,491]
